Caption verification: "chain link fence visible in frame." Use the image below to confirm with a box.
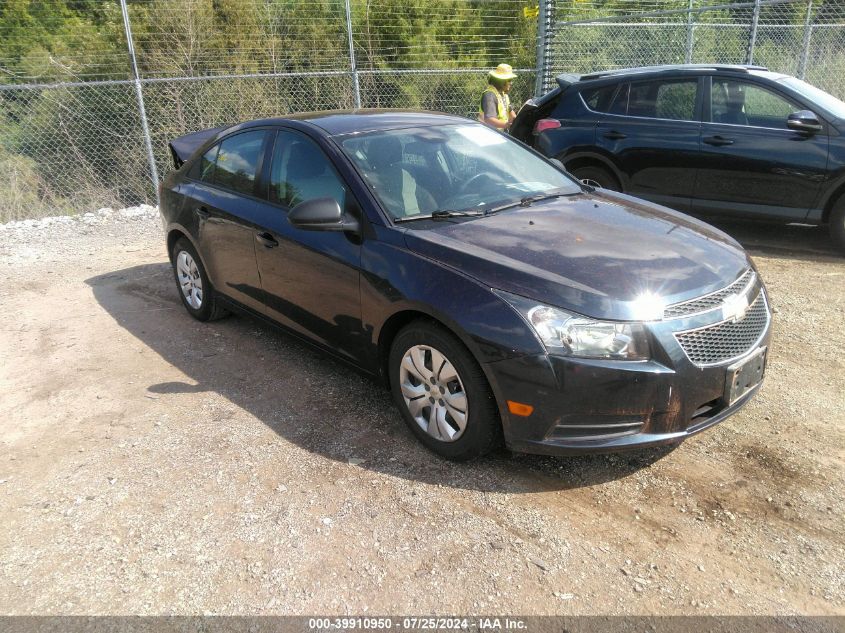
[1,0,844,222]
[0,0,537,222]
[547,0,845,98]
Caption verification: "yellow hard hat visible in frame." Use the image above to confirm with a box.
[489,63,517,81]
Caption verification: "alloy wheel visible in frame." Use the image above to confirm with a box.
[399,344,468,442]
[176,250,203,310]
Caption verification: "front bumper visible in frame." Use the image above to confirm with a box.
[484,291,772,456]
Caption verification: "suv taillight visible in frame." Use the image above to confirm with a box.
[533,119,561,134]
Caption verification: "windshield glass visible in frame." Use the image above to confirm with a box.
[338,124,581,220]
[778,77,845,119]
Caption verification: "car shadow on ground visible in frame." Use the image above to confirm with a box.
[87,263,677,494]
[709,220,840,261]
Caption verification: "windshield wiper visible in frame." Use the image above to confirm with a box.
[394,209,484,223]
[481,189,575,217]
[518,191,569,207]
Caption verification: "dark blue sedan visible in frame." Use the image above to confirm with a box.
[161,110,771,460]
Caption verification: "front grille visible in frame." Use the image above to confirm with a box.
[674,291,770,366]
[664,270,755,320]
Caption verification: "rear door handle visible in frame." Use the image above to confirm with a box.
[196,206,210,220]
[255,232,279,249]
[603,131,627,140]
[703,135,735,146]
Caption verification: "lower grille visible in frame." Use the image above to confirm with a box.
[674,291,770,367]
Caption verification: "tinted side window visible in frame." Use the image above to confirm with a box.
[711,78,798,129]
[214,130,266,196]
[269,131,346,209]
[627,79,697,121]
[581,84,618,113]
[189,144,219,182]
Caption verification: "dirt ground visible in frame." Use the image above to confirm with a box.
[0,209,842,615]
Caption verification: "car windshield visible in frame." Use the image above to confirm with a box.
[337,124,582,220]
[778,77,845,120]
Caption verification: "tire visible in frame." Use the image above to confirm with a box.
[170,237,228,321]
[388,321,501,461]
[571,165,621,192]
[830,195,845,254]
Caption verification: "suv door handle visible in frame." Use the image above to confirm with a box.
[255,232,279,248]
[603,131,627,140]
[196,206,210,220]
[703,135,735,146]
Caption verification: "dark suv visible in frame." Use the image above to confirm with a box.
[510,64,845,252]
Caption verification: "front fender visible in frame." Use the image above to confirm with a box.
[360,238,545,369]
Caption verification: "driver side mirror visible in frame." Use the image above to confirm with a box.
[549,158,565,170]
[787,110,823,133]
[288,197,360,233]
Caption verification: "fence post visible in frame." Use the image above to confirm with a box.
[745,0,761,64]
[119,0,159,206]
[344,0,362,109]
[535,0,555,97]
[798,0,814,79]
[685,0,695,63]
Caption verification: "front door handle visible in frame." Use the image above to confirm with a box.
[255,232,279,249]
[603,131,627,140]
[196,206,210,220]
[703,135,735,146]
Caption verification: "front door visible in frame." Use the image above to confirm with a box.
[252,129,365,363]
[692,76,829,221]
[595,76,703,212]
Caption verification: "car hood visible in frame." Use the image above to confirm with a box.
[402,191,752,321]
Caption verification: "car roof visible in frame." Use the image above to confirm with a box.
[236,109,472,136]
[556,64,791,90]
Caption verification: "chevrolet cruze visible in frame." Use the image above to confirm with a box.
[161,111,771,460]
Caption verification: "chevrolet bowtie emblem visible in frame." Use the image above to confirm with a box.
[722,292,750,322]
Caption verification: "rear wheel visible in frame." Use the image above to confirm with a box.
[171,237,228,321]
[830,195,845,254]
[389,321,501,460]
[571,165,621,192]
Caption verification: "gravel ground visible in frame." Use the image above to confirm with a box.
[0,208,842,615]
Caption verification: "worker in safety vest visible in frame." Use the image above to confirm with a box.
[478,63,517,131]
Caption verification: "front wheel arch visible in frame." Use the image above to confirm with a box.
[388,319,503,460]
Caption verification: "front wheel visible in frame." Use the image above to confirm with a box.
[389,321,501,460]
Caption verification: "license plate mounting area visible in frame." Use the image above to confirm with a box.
[725,346,767,406]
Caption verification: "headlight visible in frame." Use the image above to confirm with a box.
[495,290,650,360]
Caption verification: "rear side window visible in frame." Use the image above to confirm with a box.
[214,130,267,196]
[623,78,698,121]
[189,145,219,182]
[581,84,618,113]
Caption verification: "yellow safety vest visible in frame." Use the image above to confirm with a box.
[478,86,510,123]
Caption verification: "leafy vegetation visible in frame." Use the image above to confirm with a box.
[0,0,842,219]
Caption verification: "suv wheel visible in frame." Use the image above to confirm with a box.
[389,321,501,460]
[171,237,228,321]
[830,195,845,254]
[571,165,621,192]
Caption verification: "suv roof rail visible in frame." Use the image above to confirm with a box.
[574,64,769,82]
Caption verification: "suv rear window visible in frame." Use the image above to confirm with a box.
[581,84,618,113]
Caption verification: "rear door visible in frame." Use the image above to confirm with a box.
[185,129,270,313]
[595,75,703,212]
[692,75,829,221]
[251,128,365,362]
